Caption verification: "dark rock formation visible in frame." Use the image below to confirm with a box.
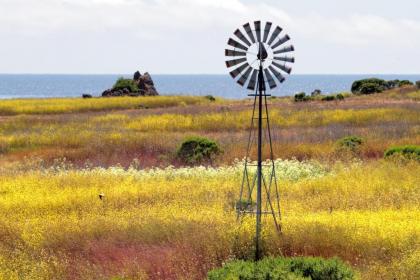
[134,72,159,96]
[102,70,159,97]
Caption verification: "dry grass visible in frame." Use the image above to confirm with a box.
[0,95,418,167]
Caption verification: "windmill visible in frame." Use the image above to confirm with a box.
[225,20,295,261]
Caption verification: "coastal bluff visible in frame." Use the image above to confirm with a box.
[102,71,159,97]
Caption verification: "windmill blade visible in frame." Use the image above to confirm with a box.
[272,61,292,74]
[229,62,249,78]
[243,23,256,44]
[225,57,247,68]
[274,56,295,63]
[264,68,277,89]
[263,22,272,43]
[254,21,261,42]
[225,49,247,57]
[267,26,282,46]
[234,29,251,46]
[237,66,253,86]
[271,34,290,49]
[268,66,286,83]
[247,69,258,90]
[227,38,248,51]
[273,45,294,54]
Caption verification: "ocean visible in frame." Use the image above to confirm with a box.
[0,74,419,99]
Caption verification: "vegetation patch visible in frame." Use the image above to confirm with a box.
[177,136,221,164]
[351,78,415,95]
[336,136,364,151]
[205,95,216,102]
[294,92,346,102]
[207,257,354,280]
[112,77,140,93]
[384,145,420,161]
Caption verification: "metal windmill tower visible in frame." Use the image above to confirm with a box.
[224,20,295,261]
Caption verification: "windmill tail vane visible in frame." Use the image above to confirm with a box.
[225,20,295,261]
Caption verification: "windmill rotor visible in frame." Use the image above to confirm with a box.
[225,20,295,91]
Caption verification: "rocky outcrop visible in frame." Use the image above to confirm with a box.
[136,72,159,96]
[102,71,159,97]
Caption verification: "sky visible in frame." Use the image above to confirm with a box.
[0,0,419,74]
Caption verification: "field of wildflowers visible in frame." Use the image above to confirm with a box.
[0,93,419,279]
[0,159,419,279]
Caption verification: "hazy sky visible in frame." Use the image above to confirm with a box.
[1,0,419,74]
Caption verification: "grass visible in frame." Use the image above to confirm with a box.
[0,160,418,279]
[0,95,418,166]
[0,95,218,115]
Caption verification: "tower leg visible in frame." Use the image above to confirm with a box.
[255,64,264,261]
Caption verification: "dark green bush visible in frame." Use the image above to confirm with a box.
[336,136,363,151]
[386,79,400,89]
[336,93,344,100]
[351,78,388,94]
[384,145,420,161]
[112,78,139,93]
[294,92,310,102]
[398,80,413,87]
[321,95,336,101]
[359,82,383,94]
[416,80,420,89]
[177,136,221,164]
[207,257,354,280]
[205,95,216,102]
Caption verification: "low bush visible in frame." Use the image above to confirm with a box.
[205,95,216,102]
[336,136,363,151]
[322,95,336,101]
[336,93,345,100]
[384,145,420,161]
[359,82,383,94]
[177,136,221,164]
[386,79,400,89]
[207,257,354,280]
[398,80,413,87]
[112,77,139,93]
[294,92,310,102]
[351,78,388,94]
[416,80,420,89]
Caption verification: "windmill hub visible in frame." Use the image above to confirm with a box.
[225,20,295,90]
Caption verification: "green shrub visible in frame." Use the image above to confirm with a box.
[384,145,420,161]
[416,80,420,89]
[177,136,221,164]
[112,78,139,92]
[207,257,354,280]
[336,93,345,100]
[351,78,388,94]
[336,136,363,151]
[321,95,335,101]
[359,82,383,94]
[386,79,400,89]
[205,95,216,102]
[398,80,413,87]
[294,92,310,102]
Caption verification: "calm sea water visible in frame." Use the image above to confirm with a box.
[0,74,419,99]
